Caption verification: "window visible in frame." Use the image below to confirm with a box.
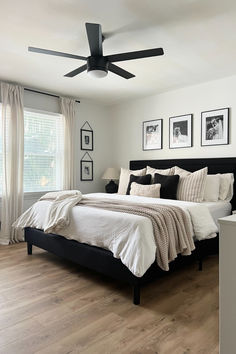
[0,106,64,195]
[24,109,64,192]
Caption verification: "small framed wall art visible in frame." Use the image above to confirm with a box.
[143,119,163,151]
[80,152,93,181]
[169,114,193,149]
[81,121,93,151]
[201,108,229,146]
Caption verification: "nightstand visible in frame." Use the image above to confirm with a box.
[218,215,236,354]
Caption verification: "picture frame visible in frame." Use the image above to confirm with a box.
[201,108,229,146]
[81,121,93,151]
[142,119,163,151]
[80,152,93,181]
[169,114,193,149]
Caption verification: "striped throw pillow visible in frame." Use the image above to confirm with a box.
[175,166,208,202]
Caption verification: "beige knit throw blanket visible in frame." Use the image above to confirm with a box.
[80,197,195,271]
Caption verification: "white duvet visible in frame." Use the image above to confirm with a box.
[14,193,223,277]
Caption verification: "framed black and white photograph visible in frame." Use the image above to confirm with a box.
[143,119,163,150]
[80,121,93,151]
[201,108,229,146]
[169,114,193,149]
[81,129,93,150]
[80,152,93,181]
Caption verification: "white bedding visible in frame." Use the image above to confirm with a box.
[14,192,229,277]
[201,200,232,226]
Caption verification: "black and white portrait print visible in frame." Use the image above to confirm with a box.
[201,108,229,146]
[143,119,163,150]
[205,115,224,140]
[84,135,90,145]
[81,160,93,181]
[173,120,188,143]
[169,114,192,149]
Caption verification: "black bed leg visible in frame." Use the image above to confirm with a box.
[27,242,32,255]
[133,284,140,305]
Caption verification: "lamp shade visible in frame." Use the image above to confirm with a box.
[102,167,120,180]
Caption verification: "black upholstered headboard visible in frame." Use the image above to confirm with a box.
[130,157,236,210]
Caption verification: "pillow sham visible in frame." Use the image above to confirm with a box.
[174,166,208,202]
[118,167,146,195]
[203,174,220,202]
[153,173,180,200]
[146,166,174,180]
[126,174,152,195]
[219,173,234,201]
[130,182,161,198]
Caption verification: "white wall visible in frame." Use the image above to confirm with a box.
[76,99,112,194]
[109,74,236,169]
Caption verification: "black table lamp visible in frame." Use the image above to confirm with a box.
[102,167,119,193]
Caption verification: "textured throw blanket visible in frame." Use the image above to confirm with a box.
[13,190,83,234]
[80,197,195,271]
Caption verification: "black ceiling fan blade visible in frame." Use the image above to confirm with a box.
[64,64,87,77]
[107,48,164,62]
[108,63,135,79]
[28,47,87,61]
[85,23,103,56]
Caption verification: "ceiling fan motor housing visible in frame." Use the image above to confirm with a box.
[87,56,108,74]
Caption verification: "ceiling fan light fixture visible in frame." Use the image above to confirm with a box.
[87,56,108,78]
[87,69,108,78]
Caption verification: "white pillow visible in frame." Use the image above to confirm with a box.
[175,166,208,202]
[130,182,161,198]
[219,173,234,201]
[118,167,146,195]
[146,166,174,183]
[146,166,174,177]
[203,175,220,202]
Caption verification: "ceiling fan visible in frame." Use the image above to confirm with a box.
[28,23,164,79]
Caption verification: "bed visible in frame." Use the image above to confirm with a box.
[24,157,236,305]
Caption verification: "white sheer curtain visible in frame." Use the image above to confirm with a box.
[0,82,24,244]
[60,97,76,190]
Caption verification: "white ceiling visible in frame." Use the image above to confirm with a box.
[1,0,236,105]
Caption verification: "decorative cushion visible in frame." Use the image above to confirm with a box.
[130,182,161,198]
[219,173,234,201]
[126,174,152,195]
[203,175,220,202]
[146,166,174,182]
[153,173,180,200]
[118,167,146,195]
[174,166,208,202]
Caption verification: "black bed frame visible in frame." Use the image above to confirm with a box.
[25,157,236,305]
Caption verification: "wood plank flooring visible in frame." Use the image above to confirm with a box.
[0,243,219,354]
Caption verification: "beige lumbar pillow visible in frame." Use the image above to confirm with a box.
[174,166,208,202]
[130,182,161,198]
[118,167,146,195]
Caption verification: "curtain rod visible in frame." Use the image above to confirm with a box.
[24,88,80,103]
